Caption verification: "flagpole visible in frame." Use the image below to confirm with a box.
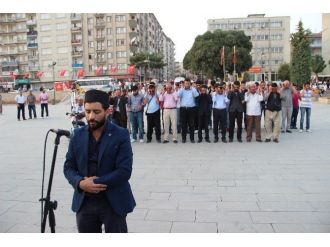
[233,46,236,82]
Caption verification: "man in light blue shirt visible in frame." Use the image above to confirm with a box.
[144,84,161,143]
[177,79,199,143]
[212,83,229,143]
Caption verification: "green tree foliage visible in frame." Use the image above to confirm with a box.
[130,52,166,69]
[183,30,252,79]
[311,55,326,76]
[278,63,291,81]
[290,21,312,88]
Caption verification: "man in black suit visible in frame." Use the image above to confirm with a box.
[112,88,128,128]
[196,85,212,143]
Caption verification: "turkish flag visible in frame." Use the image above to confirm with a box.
[95,67,102,76]
[77,68,84,78]
[24,73,30,79]
[36,71,44,78]
[128,65,136,74]
[110,66,118,73]
[59,70,67,77]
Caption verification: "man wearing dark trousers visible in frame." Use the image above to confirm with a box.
[227,81,244,142]
[144,84,161,143]
[15,90,26,121]
[112,88,128,128]
[212,83,229,143]
[177,79,199,143]
[64,89,136,233]
[196,84,212,143]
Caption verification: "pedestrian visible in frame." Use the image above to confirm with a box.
[27,89,37,119]
[240,81,248,130]
[299,82,315,132]
[15,90,26,121]
[264,83,282,143]
[63,89,136,233]
[127,85,145,143]
[112,88,128,128]
[244,83,263,142]
[227,81,245,142]
[177,78,199,143]
[196,84,212,143]
[290,83,300,129]
[144,84,161,143]
[159,83,178,143]
[280,80,296,133]
[0,93,3,115]
[212,83,229,143]
[175,82,182,134]
[39,88,49,117]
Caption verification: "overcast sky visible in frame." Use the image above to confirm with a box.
[6,0,328,62]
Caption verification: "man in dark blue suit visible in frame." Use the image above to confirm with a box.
[64,89,136,233]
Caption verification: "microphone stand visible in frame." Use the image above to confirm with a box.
[40,134,61,233]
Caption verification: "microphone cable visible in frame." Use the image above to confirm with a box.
[40,129,52,230]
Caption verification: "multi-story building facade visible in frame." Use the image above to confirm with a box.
[0,13,175,86]
[308,33,322,57]
[321,13,330,75]
[207,14,291,81]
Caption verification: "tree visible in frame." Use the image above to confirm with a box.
[183,30,252,79]
[311,55,326,77]
[290,21,312,88]
[278,63,291,81]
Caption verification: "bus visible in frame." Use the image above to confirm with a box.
[75,77,116,91]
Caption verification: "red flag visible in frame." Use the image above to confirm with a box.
[77,68,84,78]
[110,66,118,73]
[128,65,136,74]
[36,71,44,78]
[95,67,102,76]
[24,73,30,79]
[233,46,237,65]
[220,46,225,65]
[10,71,17,80]
[59,70,67,77]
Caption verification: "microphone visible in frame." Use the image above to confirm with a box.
[50,129,71,138]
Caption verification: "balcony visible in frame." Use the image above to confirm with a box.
[129,19,137,29]
[1,61,19,67]
[28,55,38,60]
[96,59,106,64]
[72,50,83,57]
[72,63,83,68]
[129,31,138,40]
[71,26,82,33]
[95,13,105,17]
[96,47,106,51]
[71,39,82,45]
[26,19,37,26]
[29,65,40,71]
[71,14,82,21]
[27,43,38,49]
[0,17,16,23]
[96,35,105,40]
[27,30,38,37]
[95,21,106,27]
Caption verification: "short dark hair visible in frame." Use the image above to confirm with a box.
[184,78,191,82]
[234,81,240,86]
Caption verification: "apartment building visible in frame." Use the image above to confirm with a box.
[208,14,291,81]
[321,13,330,75]
[308,33,322,56]
[0,13,176,85]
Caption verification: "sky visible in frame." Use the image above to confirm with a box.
[3,0,328,62]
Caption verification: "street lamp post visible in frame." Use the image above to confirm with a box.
[49,62,56,105]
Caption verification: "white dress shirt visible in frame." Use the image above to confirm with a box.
[245,92,263,116]
[15,95,26,104]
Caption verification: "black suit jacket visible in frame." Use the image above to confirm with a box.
[113,96,127,120]
[227,91,245,112]
[196,94,212,116]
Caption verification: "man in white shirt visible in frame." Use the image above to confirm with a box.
[15,90,26,121]
[244,83,264,142]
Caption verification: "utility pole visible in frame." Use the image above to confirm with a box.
[49,62,56,105]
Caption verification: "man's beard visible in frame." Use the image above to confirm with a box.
[88,117,106,131]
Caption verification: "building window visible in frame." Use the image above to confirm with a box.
[89,65,93,72]
[106,16,112,22]
[107,40,113,47]
[56,35,68,42]
[116,27,127,34]
[107,52,113,59]
[40,13,51,20]
[116,39,126,46]
[41,48,52,55]
[88,30,93,36]
[56,23,67,30]
[88,18,93,24]
[57,47,68,54]
[117,63,127,70]
[107,28,112,35]
[88,41,94,48]
[115,15,126,22]
[40,24,51,31]
[116,51,127,58]
[56,13,66,18]
[41,36,52,43]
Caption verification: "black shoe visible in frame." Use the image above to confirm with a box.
[265,139,271,142]
[198,139,202,143]
[281,130,285,133]
[214,139,218,143]
[191,140,195,143]
[157,139,161,143]
[222,139,227,143]
[238,139,242,143]
[256,139,263,142]
[182,139,186,143]
[205,139,211,143]
[229,139,233,143]
[273,138,279,143]
[291,126,297,129]
[146,140,152,143]
[173,140,178,143]
[163,140,169,143]
[286,130,292,133]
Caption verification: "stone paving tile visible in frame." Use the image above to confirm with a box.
[218,223,274,233]
[178,201,218,211]
[145,209,195,222]
[220,193,258,202]
[171,222,218,233]
[196,210,252,224]
[218,202,260,211]
[250,212,321,224]
[257,201,315,212]
[127,219,172,233]
[127,208,149,220]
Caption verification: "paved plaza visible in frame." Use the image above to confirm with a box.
[0,101,330,233]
